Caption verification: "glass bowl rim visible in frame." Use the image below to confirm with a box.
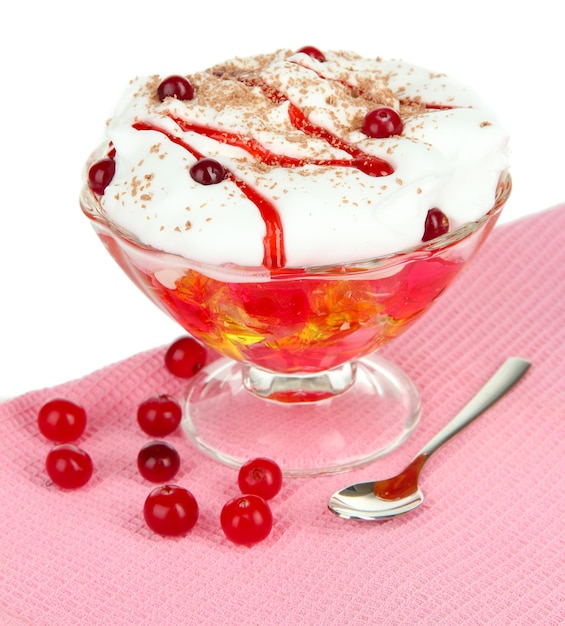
[80,167,511,277]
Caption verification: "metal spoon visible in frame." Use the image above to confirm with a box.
[328,356,531,521]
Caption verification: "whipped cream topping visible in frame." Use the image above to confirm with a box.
[90,49,509,268]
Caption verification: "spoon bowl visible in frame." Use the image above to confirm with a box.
[328,357,531,521]
[330,479,424,520]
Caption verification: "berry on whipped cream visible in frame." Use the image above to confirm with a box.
[86,48,509,269]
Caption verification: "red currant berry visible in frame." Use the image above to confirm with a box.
[45,444,93,489]
[143,485,199,536]
[220,494,273,545]
[422,208,450,241]
[37,398,87,443]
[189,158,226,185]
[157,75,195,102]
[238,458,283,500]
[362,107,403,138]
[164,336,207,378]
[88,157,116,194]
[137,441,180,483]
[137,394,182,437]
[297,46,326,62]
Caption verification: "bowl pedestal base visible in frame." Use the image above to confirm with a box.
[182,354,421,477]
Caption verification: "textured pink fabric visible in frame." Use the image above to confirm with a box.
[1,206,564,625]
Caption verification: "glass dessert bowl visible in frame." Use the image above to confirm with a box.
[80,169,510,476]
[79,48,512,475]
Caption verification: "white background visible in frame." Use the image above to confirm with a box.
[1,1,563,398]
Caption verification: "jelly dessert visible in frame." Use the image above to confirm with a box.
[80,47,510,473]
[82,47,509,376]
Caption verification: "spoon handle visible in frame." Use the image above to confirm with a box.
[418,357,531,460]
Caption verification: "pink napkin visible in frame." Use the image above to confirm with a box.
[1,206,564,625]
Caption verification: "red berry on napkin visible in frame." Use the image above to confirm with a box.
[238,458,283,500]
[137,394,182,437]
[137,441,181,483]
[220,494,273,545]
[164,336,207,378]
[45,444,93,489]
[38,398,87,442]
[144,485,199,536]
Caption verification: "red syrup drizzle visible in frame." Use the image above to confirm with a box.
[171,114,393,177]
[133,120,285,268]
[400,101,456,111]
[288,60,456,114]
[286,105,393,176]
[134,110,394,269]
[232,75,395,176]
